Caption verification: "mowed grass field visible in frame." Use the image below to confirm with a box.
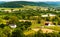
[0,8,22,10]
[24,25,60,35]
[44,26,60,31]
[31,24,60,31]
[30,23,60,31]
[30,24,42,28]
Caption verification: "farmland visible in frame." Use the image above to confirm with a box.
[0,1,60,37]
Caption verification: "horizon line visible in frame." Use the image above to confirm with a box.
[0,0,60,2]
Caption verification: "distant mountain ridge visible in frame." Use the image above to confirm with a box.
[0,1,60,8]
[0,1,50,8]
[45,2,60,8]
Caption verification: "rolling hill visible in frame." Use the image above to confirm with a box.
[0,1,50,8]
[0,1,60,8]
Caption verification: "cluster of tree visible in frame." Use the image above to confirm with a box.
[0,26,25,37]
[1,23,60,37]
[0,8,60,25]
[0,16,32,37]
[0,7,59,37]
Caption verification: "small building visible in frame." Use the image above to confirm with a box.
[9,24,17,28]
[45,21,55,26]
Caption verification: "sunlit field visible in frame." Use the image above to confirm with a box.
[0,1,60,37]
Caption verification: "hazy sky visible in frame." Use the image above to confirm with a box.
[0,0,60,2]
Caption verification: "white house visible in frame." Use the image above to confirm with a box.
[9,24,17,28]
